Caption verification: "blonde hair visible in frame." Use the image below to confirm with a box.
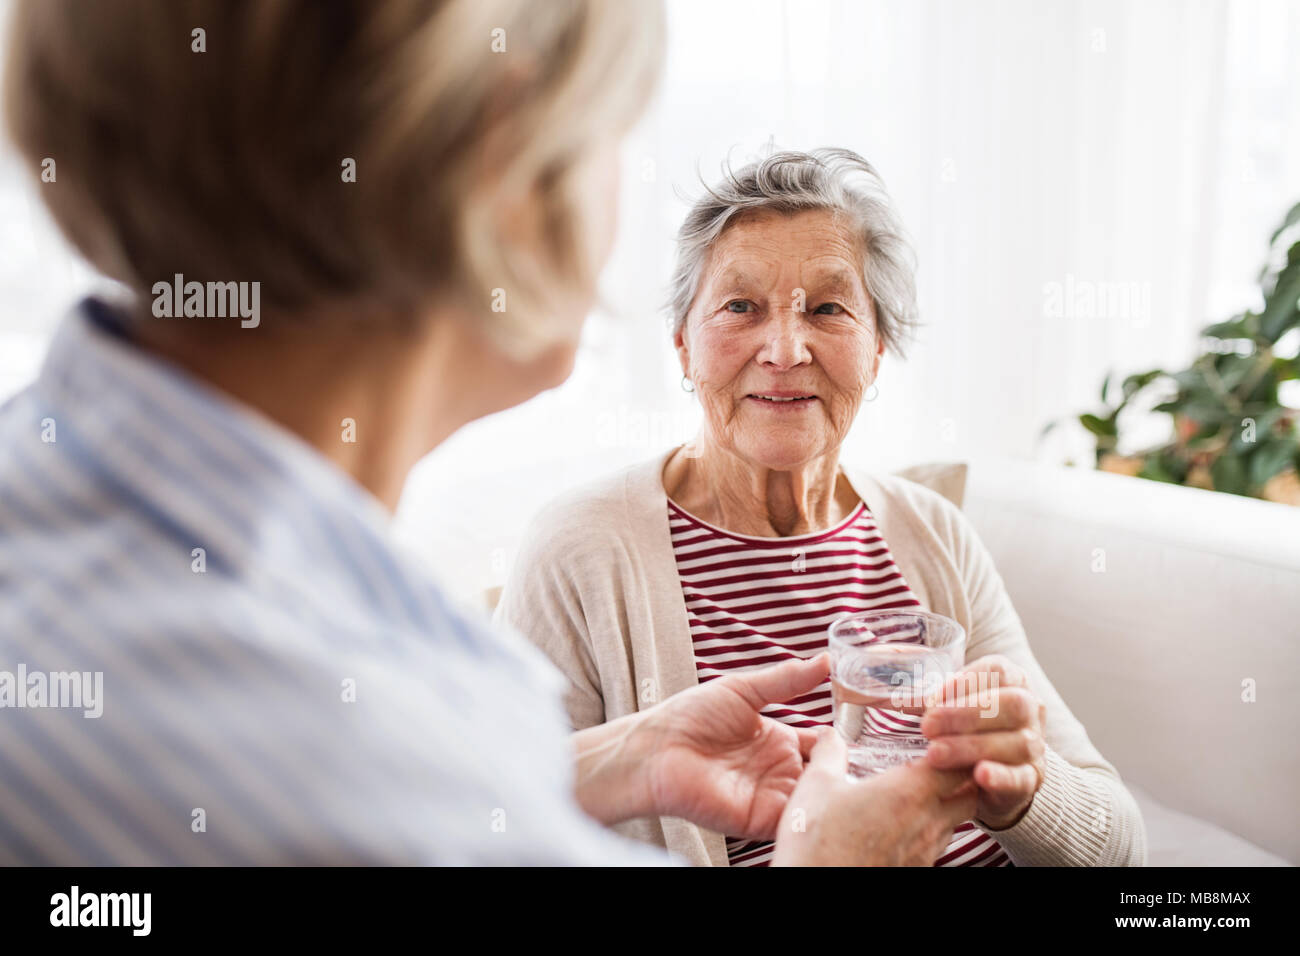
[4,0,664,357]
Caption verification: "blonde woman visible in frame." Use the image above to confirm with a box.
[0,1,978,864]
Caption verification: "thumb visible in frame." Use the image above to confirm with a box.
[937,783,979,830]
[732,653,830,708]
[899,764,978,831]
[911,763,979,802]
[806,726,848,777]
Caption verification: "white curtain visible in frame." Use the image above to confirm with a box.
[0,1,1296,604]
[397,0,1300,602]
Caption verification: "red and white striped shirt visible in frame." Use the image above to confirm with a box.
[668,497,1011,868]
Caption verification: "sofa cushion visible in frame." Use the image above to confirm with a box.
[964,455,1300,863]
[1130,782,1290,867]
[894,461,968,509]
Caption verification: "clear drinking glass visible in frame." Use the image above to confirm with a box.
[828,608,967,777]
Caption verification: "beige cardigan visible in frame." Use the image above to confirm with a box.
[495,449,1147,867]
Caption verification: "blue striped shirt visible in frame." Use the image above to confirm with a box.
[0,297,667,865]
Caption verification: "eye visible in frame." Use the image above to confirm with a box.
[725,300,754,313]
[813,302,845,315]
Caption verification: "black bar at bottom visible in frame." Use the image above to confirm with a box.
[0,865,1286,941]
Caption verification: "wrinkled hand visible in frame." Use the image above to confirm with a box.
[639,654,828,841]
[921,654,1047,830]
[772,728,978,866]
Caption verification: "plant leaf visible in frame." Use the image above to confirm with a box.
[1260,257,1300,343]
[1186,423,1224,449]
[1138,456,1177,484]
[1248,437,1299,487]
[1268,199,1300,248]
[1215,351,1262,392]
[1211,454,1250,496]
[1079,413,1116,438]
[1243,362,1280,406]
[1170,366,1210,392]
[1181,399,1230,425]
[1201,315,1253,340]
[1121,369,1164,400]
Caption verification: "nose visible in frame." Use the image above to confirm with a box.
[757,308,813,370]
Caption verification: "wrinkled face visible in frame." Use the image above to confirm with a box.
[676,208,884,472]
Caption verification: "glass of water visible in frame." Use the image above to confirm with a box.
[828,608,966,777]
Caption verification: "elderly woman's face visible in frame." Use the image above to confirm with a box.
[677,208,883,471]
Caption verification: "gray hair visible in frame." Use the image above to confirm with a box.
[668,147,919,358]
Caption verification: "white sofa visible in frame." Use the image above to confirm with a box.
[964,456,1299,866]
[398,451,1298,866]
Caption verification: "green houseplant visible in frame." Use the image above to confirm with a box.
[1056,200,1300,505]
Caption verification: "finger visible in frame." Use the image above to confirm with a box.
[946,778,979,801]
[732,653,830,708]
[937,785,980,830]
[936,654,1028,703]
[795,726,821,760]
[926,729,1041,769]
[959,654,1028,686]
[975,759,1039,796]
[921,686,1039,736]
[805,726,848,777]
[900,762,976,801]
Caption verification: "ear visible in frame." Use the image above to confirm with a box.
[870,331,885,380]
[674,319,692,380]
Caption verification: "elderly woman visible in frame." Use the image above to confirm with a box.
[0,3,980,865]
[498,148,1147,867]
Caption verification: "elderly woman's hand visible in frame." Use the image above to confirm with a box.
[638,654,829,840]
[772,728,978,866]
[919,654,1048,830]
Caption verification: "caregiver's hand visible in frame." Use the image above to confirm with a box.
[772,728,977,866]
[921,654,1048,830]
[641,653,831,839]
[572,654,827,838]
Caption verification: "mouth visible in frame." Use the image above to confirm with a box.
[746,393,818,407]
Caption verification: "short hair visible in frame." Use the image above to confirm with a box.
[4,0,664,357]
[668,147,919,358]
